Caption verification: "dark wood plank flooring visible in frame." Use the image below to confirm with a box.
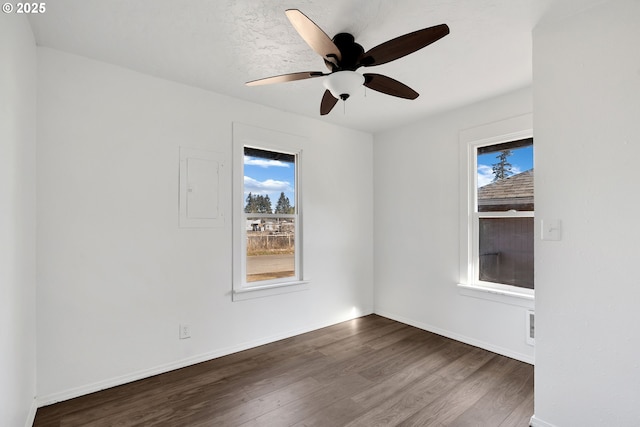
[34,315,533,426]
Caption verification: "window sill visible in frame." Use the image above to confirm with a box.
[457,283,534,309]
[233,280,310,301]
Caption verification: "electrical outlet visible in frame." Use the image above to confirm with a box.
[179,324,191,339]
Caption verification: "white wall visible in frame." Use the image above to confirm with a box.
[36,47,374,403]
[0,14,38,427]
[532,1,640,426]
[373,87,535,363]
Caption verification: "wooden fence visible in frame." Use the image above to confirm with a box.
[247,232,294,253]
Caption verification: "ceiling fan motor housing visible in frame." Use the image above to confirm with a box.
[326,33,365,71]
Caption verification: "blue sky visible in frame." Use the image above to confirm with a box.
[477,145,533,187]
[244,156,295,209]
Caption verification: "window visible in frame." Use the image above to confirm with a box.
[243,147,298,283]
[232,123,307,300]
[458,114,534,305]
[475,138,534,289]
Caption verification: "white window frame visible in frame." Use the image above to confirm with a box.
[232,123,308,301]
[458,114,535,308]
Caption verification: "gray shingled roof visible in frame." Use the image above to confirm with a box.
[478,169,534,210]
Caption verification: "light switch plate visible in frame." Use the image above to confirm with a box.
[541,219,562,241]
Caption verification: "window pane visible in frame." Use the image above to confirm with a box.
[246,216,295,282]
[477,139,533,212]
[243,147,295,214]
[479,217,534,289]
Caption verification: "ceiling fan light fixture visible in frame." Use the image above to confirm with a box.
[323,71,364,100]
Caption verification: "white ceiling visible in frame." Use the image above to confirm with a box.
[27,0,597,133]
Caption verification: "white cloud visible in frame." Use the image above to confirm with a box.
[244,156,291,168]
[244,176,292,194]
[477,164,493,187]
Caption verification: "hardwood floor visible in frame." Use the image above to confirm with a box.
[33,315,533,426]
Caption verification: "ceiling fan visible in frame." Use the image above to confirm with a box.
[246,9,449,115]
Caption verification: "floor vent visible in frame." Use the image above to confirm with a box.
[526,310,535,346]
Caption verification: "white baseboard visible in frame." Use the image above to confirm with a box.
[37,311,372,407]
[25,397,37,427]
[530,415,557,427]
[374,309,534,365]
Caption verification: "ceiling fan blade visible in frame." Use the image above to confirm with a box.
[320,90,339,115]
[359,24,449,67]
[285,9,342,64]
[246,71,325,86]
[363,74,419,99]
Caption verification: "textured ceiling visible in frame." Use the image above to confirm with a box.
[27,0,599,133]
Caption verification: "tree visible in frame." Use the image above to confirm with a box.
[245,193,271,213]
[492,150,513,181]
[261,195,272,214]
[244,192,255,213]
[274,192,293,214]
